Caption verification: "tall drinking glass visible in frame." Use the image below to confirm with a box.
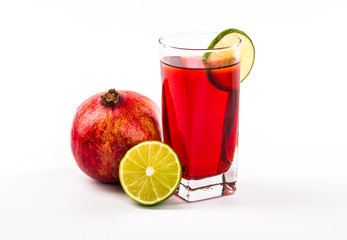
[159,32,241,201]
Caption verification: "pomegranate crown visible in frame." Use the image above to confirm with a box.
[100,89,121,107]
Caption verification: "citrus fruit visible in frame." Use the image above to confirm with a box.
[119,141,182,205]
[203,28,255,82]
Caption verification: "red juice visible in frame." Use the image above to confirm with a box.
[161,56,240,180]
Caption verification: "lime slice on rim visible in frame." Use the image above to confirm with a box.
[203,28,255,82]
[119,141,182,205]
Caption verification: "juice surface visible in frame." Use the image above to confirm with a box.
[161,56,240,180]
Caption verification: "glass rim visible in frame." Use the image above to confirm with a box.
[158,31,242,51]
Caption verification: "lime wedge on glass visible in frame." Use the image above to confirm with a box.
[119,141,182,205]
[203,28,255,82]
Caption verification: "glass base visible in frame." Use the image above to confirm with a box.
[176,151,238,202]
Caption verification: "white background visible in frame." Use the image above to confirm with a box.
[1,0,347,239]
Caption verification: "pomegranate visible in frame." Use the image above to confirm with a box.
[71,89,161,183]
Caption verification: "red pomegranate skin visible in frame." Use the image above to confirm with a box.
[71,90,162,183]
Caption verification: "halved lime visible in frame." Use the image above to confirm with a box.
[203,28,255,82]
[119,141,182,205]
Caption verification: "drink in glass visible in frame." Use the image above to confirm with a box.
[159,32,241,201]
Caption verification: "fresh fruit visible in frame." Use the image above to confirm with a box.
[203,28,255,82]
[71,89,162,183]
[119,141,181,205]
